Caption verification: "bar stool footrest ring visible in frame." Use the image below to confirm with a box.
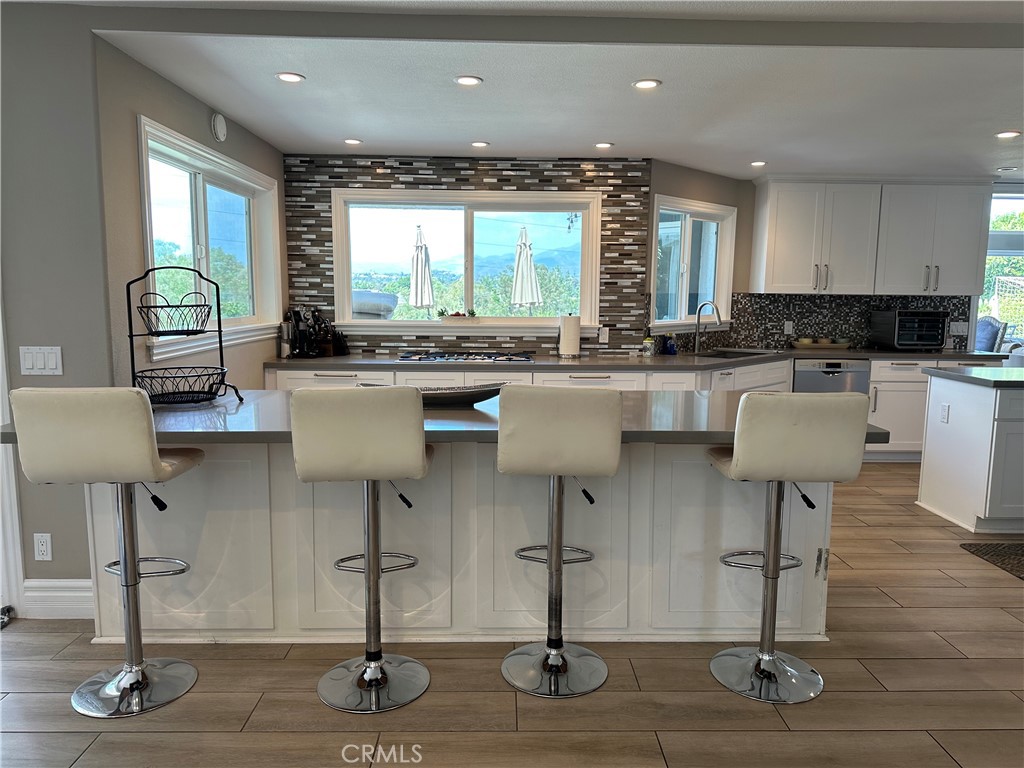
[334,552,418,574]
[514,544,594,565]
[720,550,803,571]
[103,557,191,579]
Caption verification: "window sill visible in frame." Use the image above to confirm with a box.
[147,322,279,362]
[334,320,599,338]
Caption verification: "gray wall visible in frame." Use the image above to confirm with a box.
[2,6,284,580]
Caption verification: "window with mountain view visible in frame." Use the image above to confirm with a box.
[334,190,599,326]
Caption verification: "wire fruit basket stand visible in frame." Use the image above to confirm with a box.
[126,266,243,406]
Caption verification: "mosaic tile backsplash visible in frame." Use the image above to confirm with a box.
[284,155,651,355]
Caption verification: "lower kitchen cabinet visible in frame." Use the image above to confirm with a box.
[464,370,534,386]
[647,372,698,391]
[532,371,647,390]
[276,369,395,389]
[395,370,466,388]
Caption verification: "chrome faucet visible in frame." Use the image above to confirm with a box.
[694,300,723,355]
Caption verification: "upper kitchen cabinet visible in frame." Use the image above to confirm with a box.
[875,184,991,296]
[750,182,880,294]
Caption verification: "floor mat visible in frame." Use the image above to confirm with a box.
[959,542,1024,580]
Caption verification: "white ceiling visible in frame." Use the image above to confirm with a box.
[96,3,1024,182]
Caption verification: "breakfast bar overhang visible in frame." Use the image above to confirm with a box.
[1,389,889,644]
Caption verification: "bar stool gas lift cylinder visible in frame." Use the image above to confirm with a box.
[10,387,204,717]
[496,384,623,698]
[290,385,432,713]
[706,391,869,704]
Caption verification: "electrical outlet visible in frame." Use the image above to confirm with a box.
[598,326,609,344]
[939,403,950,424]
[33,533,52,561]
[783,320,794,335]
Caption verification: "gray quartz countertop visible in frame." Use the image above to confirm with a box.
[0,389,890,446]
[923,366,1024,388]
[265,349,1006,373]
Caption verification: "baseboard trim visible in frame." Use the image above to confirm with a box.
[20,579,94,619]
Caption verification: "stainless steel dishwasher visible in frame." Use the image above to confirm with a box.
[792,359,870,394]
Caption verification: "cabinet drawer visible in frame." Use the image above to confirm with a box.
[647,372,698,391]
[532,372,646,390]
[464,371,534,386]
[996,391,1024,422]
[275,370,395,390]
[870,359,938,382]
[936,359,1004,369]
[395,371,466,388]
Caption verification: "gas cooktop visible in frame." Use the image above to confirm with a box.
[398,351,533,362]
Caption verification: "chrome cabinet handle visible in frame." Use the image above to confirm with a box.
[871,386,879,412]
[813,264,819,290]
[312,373,358,378]
[891,362,921,367]
[823,264,830,290]
[932,265,940,291]
[568,374,611,380]
[923,265,930,291]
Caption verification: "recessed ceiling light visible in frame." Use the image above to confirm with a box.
[344,138,362,145]
[471,141,489,147]
[275,72,305,83]
[595,142,614,149]
[751,161,767,167]
[997,166,1020,172]
[455,75,483,86]
[632,79,662,89]
[995,130,1022,138]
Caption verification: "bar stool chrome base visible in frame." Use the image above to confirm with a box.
[502,642,608,698]
[71,658,198,718]
[318,654,430,713]
[709,647,823,704]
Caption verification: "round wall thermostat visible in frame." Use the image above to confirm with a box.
[211,113,228,142]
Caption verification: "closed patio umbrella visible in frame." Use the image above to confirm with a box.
[409,225,434,316]
[510,226,542,312]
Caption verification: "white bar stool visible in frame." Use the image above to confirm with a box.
[290,386,432,713]
[496,384,622,698]
[9,387,204,718]
[706,391,869,704]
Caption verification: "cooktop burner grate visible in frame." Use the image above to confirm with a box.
[398,352,533,362]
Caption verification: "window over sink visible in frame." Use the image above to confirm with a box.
[332,189,601,331]
[651,194,736,331]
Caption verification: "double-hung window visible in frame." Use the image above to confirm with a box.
[651,194,736,330]
[332,189,601,330]
[139,117,281,358]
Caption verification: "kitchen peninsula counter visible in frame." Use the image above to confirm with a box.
[2,390,888,645]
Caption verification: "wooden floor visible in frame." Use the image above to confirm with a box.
[2,463,1022,768]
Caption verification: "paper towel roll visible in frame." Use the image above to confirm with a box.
[558,315,581,358]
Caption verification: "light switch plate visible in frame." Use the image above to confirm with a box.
[20,346,62,375]
[949,321,969,336]
[598,326,609,344]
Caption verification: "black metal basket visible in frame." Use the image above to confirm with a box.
[134,366,227,405]
[136,292,212,336]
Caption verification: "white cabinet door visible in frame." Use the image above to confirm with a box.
[762,183,826,293]
[647,372,698,391]
[706,368,737,391]
[875,184,991,296]
[276,370,395,390]
[464,370,534,386]
[875,185,937,295]
[870,359,938,382]
[931,186,991,296]
[869,381,929,451]
[820,184,881,294]
[532,372,647,390]
[395,371,466,388]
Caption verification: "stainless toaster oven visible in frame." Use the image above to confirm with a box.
[868,310,948,351]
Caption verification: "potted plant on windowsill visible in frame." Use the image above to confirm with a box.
[436,308,480,324]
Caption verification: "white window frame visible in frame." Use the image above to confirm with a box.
[331,188,602,336]
[650,194,736,333]
[138,116,282,361]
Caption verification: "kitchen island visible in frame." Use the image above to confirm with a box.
[918,367,1024,533]
[2,389,888,644]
